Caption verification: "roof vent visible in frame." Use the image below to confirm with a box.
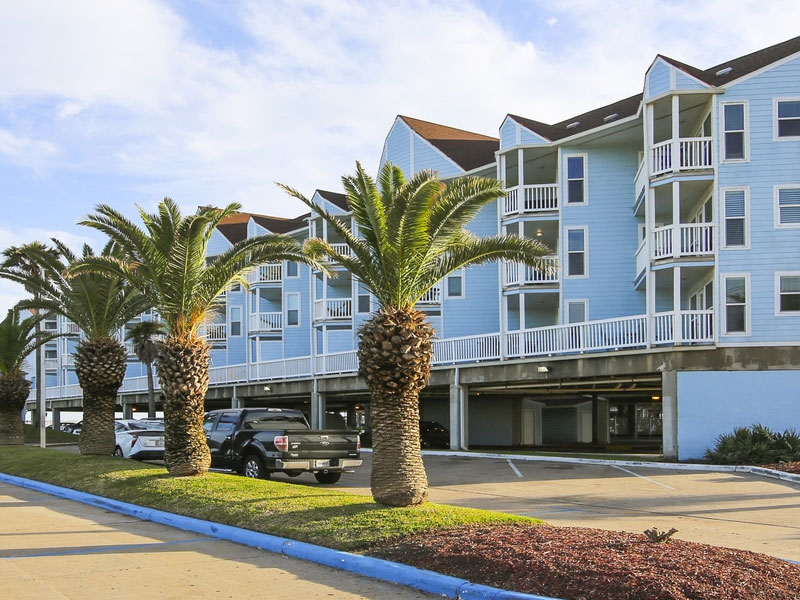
[603,113,619,122]
[566,121,580,129]
[715,66,733,76]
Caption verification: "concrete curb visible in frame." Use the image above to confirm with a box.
[367,449,800,485]
[0,472,562,600]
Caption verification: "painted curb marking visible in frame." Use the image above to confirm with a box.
[0,472,563,600]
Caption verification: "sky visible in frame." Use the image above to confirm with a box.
[1,0,799,313]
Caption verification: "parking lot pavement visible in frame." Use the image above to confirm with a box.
[286,453,800,561]
[0,482,433,600]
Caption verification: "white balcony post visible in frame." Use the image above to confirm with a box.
[517,148,524,214]
[672,181,681,258]
[647,269,656,346]
[671,95,680,173]
[673,266,682,344]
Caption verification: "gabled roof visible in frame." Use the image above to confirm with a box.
[508,94,642,142]
[217,210,308,243]
[399,115,499,171]
[660,35,800,87]
[251,214,309,234]
[316,189,349,211]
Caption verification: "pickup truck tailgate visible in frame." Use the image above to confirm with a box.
[285,430,360,458]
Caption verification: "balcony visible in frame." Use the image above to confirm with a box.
[63,354,75,367]
[652,310,714,344]
[652,224,714,260]
[198,323,227,341]
[635,239,648,279]
[61,322,81,335]
[417,284,442,305]
[247,263,282,284]
[503,184,558,217]
[314,298,352,320]
[44,358,58,370]
[650,137,713,177]
[249,311,283,332]
[503,256,559,287]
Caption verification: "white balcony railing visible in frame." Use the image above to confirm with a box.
[63,354,75,367]
[247,263,282,284]
[503,256,559,286]
[62,322,81,335]
[650,137,713,176]
[315,350,359,375]
[634,158,647,204]
[199,323,227,341]
[503,184,558,216]
[249,356,312,381]
[652,310,714,344]
[652,224,714,260]
[417,285,442,304]
[44,358,58,370]
[314,298,352,320]
[433,333,501,364]
[249,312,283,332]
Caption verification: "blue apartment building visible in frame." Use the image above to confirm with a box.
[34,37,800,460]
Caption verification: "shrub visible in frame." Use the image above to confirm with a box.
[705,424,800,465]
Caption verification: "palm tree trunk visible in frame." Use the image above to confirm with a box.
[358,308,434,506]
[74,338,127,455]
[156,334,210,476]
[146,362,156,419]
[0,374,31,445]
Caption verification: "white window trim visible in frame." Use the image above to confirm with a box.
[285,291,301,328]
[228,306,242,337]
[721,273,751,336]
[774,184,800,229]
[565,299,588,324]
[446,269,466,299]
[773,97,800,141]
[774,271,800,316]
[721,100,749,162]
[285,260,300,278]
[355,280,371,314]
[564,226,589,279]
[721,186,750,249]
[564,153,588,206]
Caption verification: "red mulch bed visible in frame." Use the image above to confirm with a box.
[369,524,800,600]
[761,461,800,475]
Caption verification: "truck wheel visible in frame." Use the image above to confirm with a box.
[284,470,303,478]
[243,454,268,479]
[314,470,341,484]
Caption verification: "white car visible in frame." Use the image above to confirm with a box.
[113,419,165,460]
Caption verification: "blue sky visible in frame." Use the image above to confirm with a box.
[1,0,799,312]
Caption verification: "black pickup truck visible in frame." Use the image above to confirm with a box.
[203,408,362,484]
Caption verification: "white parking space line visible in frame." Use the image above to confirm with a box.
[612,465,676,490]
[506,459,523,478]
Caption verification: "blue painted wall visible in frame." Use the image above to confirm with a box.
[380,119,412,174]
[677,370,800,459]
[500,118,517,149]
[675,70,707,91]
[647,60,671,98]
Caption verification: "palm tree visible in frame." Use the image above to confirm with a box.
[125,320,164,419]
[279,162,551,506]
[74,198,326,477]
[0,241,150,455]
[0,308,61,444]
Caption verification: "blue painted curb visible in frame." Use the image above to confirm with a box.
[0,472,563,600]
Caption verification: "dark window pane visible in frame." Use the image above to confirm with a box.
[447,275,462,297]
[287,309,299,326]
[778,119,800,137]
[725,132,744,159]
[724,104,744,130]
[778,101,800,118]
[725,219,745,246]
[780,276,800,293]
[781,294,800,312]
[568,253,584,276]
[358,295,370,313]
[726,305,745,333]
[567,156,584,179]
[567,229,584,251]
[286,261,298,276]
[726,278,745,303]
[231,322,241,336]
[568,179,584,203]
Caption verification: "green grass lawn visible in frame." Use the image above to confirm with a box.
[0,446,540,551]
[23,424,80,444]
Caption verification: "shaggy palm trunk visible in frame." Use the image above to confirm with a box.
[74,338,127,455]
[156,334,210,476]
[0,373,31,445]
[358,307,434,506]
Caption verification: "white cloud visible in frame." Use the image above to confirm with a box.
[0,130,57,163]
[546,17,557,26]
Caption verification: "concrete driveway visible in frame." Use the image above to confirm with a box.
[0,482,433,600]
[273,453,800,561]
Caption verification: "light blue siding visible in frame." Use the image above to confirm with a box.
[519,128,548,145]
[675,70,707,91]
[677,370,800,459]
[207,229,231,257]
[561,147,644,320]
[716,54,800,343]
[283,263,311,357]
[380,120,412,174]
[500,118,517,149]
[647,60,671,98]
[412,135,461,177]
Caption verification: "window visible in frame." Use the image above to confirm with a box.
[203,413,217,433]
[356,281,371,314]
[723,275,749,335]
[44,344,57,359]
[286,261,299,277]
[776,99,800,138]
[230,283,241,293]
[776,273,800,314]
[565,227,587,277]
[776,186,800,227]
[567,300,587,324]
[723,103,746,160]
[565,155,586,204]
[229,306,241,336]
[286,292,300,326]
[446,270,464,298]
[723,188,747,247]
[216,412,238,433]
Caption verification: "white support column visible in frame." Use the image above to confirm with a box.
[311,379,325,429]
[671,95,680,173]
[448,368,469,450]
[672,180,681,258]
[662,370,678,459]
[648,269,657,346]
[646,103,655,171]
[517,148,524,214]
[673,266,682,344]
